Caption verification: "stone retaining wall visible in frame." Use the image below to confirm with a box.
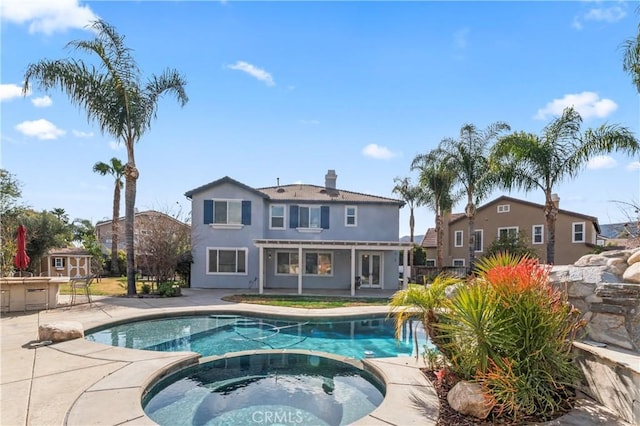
[549,248,640,353]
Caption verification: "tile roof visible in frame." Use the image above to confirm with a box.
[420,228,437,248]
[257,184,404,205]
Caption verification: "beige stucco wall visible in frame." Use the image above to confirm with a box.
[426,198,598,266]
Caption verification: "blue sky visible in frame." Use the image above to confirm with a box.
[1,0,639,238]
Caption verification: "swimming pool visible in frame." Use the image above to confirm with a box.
[143,351,386,426]
[86,314,425,359]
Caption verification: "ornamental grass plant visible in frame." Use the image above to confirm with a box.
[390,253,586,422]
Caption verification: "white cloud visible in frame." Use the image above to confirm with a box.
[227,61,275,86]
[572,5,627,30]
[0,83,28,101]
[587,155,617,170]
[109,140,124,150]
[72,129,93,138]
[31,95,52,107]
[362,144,399,160]
[534,92,617,120]
[1,0,98,35]
[626,161,640,171]
[15,119,65,140]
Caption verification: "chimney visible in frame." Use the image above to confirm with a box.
[325,169,337,189]
[551,193,560,209]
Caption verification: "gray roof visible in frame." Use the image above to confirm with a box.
[257,184,404,205]
[185,176,404,206]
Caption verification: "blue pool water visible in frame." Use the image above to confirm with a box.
[143,352,386,426]
[86,314,425,359]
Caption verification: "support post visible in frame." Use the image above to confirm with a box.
[258,247,264,294]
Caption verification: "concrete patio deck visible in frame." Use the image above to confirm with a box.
[0,289,631,425]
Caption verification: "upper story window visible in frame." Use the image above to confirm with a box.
[498,227,518,239]
[207,248,246,274]
[289,205,329,231]
[345,206,357,227]
[532,225,544,244]
[572,222,585,243]
[204,199,251,228]
[215,200,241,224]
[474,230,483,252]
[497,204,510,213]
[270,205,285,229]
[454,230,463,247]
[300,206,321,228]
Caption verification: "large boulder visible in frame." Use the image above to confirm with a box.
[623,262,640,284]
[627,250,640,266]
[447,381,494,419]
[38,321,84,342]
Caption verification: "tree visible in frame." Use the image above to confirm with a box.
[483,232,539,260]
[21,210,75,273]
[411,152,458,269]
[73,218,105,278]
[93,158,125,275]
[392,177,427,275]
[622,6,640,93]
[491,107,639,264]
[430,122,510,269]
[23,20,188,295]
[0,170,26,276]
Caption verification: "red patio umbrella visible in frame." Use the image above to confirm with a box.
[14,224,30,276]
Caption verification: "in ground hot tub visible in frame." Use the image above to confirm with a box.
[143,351,385,426]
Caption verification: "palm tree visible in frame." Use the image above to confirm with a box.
[491,107,639,264]
[93,158,125,276]
[622,6,640,93]
[431,122,511,269]
[23,20,188,295]
[411,153,458,269]
[392,177,427,275]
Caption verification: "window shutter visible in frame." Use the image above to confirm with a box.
[204,200,213,224]
[320,206,330,229]
[62,258,66,267]
[289,205,299,228]
[52,258,55,267]
[241,201,252,225]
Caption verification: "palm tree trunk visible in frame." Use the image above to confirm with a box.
[111,183,120,276]
[545,198,557,265]
[409,208,415,279]
[125,162,138,296]
[436,212,444,268]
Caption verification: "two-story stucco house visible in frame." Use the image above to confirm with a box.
[185,170,411,295]
[421,194,600,267]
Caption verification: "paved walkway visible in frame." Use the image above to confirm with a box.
[0,289,630,425]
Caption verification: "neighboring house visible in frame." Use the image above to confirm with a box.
[421,195,600,266]
[184,170,411,295]
[95,210,190,255]
[39,248,92,277]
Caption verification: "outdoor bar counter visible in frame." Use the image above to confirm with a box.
[0,277,66,313]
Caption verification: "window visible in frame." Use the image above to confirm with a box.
[300,206,321,228]
[425,259,436,267]
[270,205,285,229]
[572,222,585,243]
[54,258,64,268]
[304,252,332,275]
[454,230,463,247]
[498,227,518,239]
[452,259,465,267]
[204,199,251,226]
[474,230,483,252]
[532,225,544,244]
[345,206,357,226]
[497,204,511,213]
[276,251,299,275]
[207,248,247,274]
[215,200,241,224]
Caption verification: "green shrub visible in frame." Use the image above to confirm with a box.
[157,282,179,297]
[141,284,151,294]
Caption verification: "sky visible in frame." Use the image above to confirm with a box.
[1,0,639,238]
